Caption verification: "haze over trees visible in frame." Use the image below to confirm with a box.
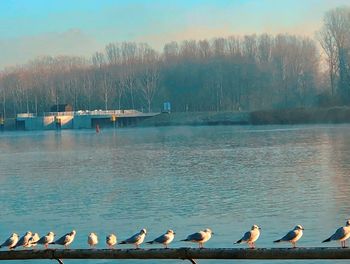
[318,6,350,105]
[0,6,349,118]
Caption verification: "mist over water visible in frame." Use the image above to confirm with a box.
[1,125,350,264]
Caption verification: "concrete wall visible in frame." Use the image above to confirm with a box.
[17,113,154,130]
[43,116,55,130]
[24,117,44,130]
[19,115,74,130]
[73,115,92,129]
[57,116,73,129]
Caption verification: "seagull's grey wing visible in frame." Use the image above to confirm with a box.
[38,235,51,244]
[242,231,252,241]
[55,233,69,244]
[281,230,298,241]
[125,233,141,243]
[331,227,347,240]
[187,232,204,242]
[154,234,167,243]
[37,236,46,244]
[15,237,25,246]
[1,238,12,247]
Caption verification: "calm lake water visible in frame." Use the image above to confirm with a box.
[1,125,350,264]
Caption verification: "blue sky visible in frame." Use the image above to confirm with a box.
[0,0,349,69]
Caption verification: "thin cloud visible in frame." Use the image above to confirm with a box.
[0,29,101,69]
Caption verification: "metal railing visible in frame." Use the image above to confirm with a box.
[16,113,36,118]
[17,109,160,118]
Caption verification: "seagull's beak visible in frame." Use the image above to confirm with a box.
[259,227,261,230]
[212,232,215,235]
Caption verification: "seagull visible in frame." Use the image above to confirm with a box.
[235,224,261,249]
[37,232,55,248]
[11,231,33,249]
[52,230,76,248]
[106,234,117,249]
[28,233,40,248]
[274,225,304,248]
[181,228,213,248]
[119,229,147,249]
[0,233,19,250]
[88,233,98,248]
[323,220,350,248]
[146,229,175,248]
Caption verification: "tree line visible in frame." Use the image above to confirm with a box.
[0,6,349,118]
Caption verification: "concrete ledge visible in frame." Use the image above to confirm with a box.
[1,248,350,260]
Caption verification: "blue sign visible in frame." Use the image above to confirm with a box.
[163,102,171,113]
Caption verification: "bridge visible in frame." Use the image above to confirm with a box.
[16,110,160,130]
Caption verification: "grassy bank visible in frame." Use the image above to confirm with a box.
[250,106,350,125]
[138,111,250,126]
[138,107,350,127]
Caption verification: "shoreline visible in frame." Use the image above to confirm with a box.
[138,107,350,127]
[2,107,350,131]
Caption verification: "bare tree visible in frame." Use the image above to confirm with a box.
[321,7,350,102]
[138,47,160,112]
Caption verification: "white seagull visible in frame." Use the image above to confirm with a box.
[181,228,213,248]
[106,234,117,249]
[28,233,40,248]
[11,231,32,249]
[235,224,261,249]
[274,225,304,248]
[52,230,76,248]
[119,229,147,249]
[146,229,175,248]
[0,233,19,250]
[37,232,55,248]
[88,233,99,248]
[323,220,350,248]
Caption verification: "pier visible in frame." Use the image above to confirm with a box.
[15,110,160,130]
[1,248,350,263]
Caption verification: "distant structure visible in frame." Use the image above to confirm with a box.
[16,109,159,130]
[50,104,73,112]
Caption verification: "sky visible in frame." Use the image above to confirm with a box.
[0,0,349,69]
